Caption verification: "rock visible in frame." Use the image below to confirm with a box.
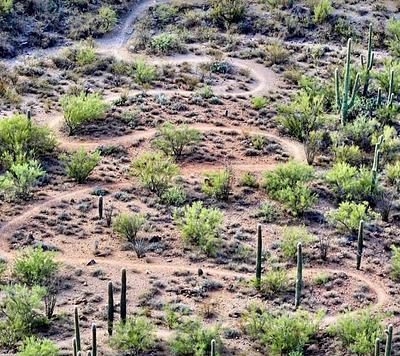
[86,259,96,266]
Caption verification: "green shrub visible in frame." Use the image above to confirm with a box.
[112,212,146,243]
[313,0,332,24]
[150,33,181,54]
[152,122,201,160]
[242,304,322,355]
[374,58,400,98]
[0,159,44,200]
[131,151,179,196]
[328,309,384,354]
[371,126,400,164]
[276,184,317,216]
[257,202,279,223]
[160,186,186,206]
[0,113,56,167]
[390,245,400,280]
[265,41,289,65]
[169,319,222,356]
[281,225,315,259]
[60,148,100,183]
[343,116,378,150]
[326,201,377,235]
[387,18,400,56]
[132,59,157,84]
[13,247,59,287]
[0,0,12,13]
[75,41,97,66]
[109,317,155,354]
[259,268,288,295]
[325,162,375,202]
[197,85,214,99]
[239,171,259,188]
[385,161,400,185]
[202,169,232,201]
[209,0,245,27]
[0,284,46,348]
[251,96,268,110]
[333,145,362,165]
[173,201,223,256]
[17,337,59,356]
[60,92,106,135]
[98,5,117,33]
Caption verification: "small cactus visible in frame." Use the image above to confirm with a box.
[73,337,77,356]
[108,281,114,336]
[356,220,364,270]
[375,337,380,356]
[295,242,303,309]
[74,307,81,352]
[98,196,103,220]
[385,324,393,356]
[255,224,263,288]
[120,268,127,324]
[211,339,216,356]
[91,323,97,356]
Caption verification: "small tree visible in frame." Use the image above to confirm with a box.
[131,152,179,196]
[202,168,232,201]
[173,201,223,256]
[60,148,101,183]
[152,122,201,160]
[60,92,106,135]
[109,317,155,354]
[209,0,245,28]
[0,159,44,200]
[112,212,146,244]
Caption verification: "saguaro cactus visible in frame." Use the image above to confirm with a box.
[108,281,114,336]
[120,268,127,324]
[211,339,216,356]
[361,24,374,96]
[371,135,383,190]
[335,38,360,125]
[98,196,103,220]
[74,307,81,352]
[385,324,393,356]
[91,323,97,356]
[356,220,364,270]
[255,224,263,289]
[375,337,380,356]
[73,338,77,356]
[295,242,303,309]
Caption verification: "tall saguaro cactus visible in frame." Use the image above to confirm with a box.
[295,242,303,309]
[91,323,97,356]
[74,307,81,352]
[375,337,380,356]
[385,324,393,356]
[255,224,263,289]
[108,281,114,336]
[120,268,127,324]
[361,24,374,96]
[356,220,364,270]
[211,339,216,356]
[98,196,103,220]
[335,38,360,125]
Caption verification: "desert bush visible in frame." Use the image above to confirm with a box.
[169,319,222,356]
[0,113,56,166]
[98,5,117,33]
[150,33,182,54]
[374,58,400,98]
[209,60,233,74]
[326,201,377,236]
[333,145,362,165]
[13,247,59,287]
[132,59,157,84]
[152,122,201,160]
[109,317,155,354]
[313,0,332,23]
[371,126,400,164]
[202,168,232,201]
[385,161,400,185]
[266,0,294,9]
[0,284,46,348]
[387,18,400,57]
[257,202,280,223]
[173,201,223,256]
[209,0,245,27]
[60,148,100,183]
[259,268,288,295]
[0,159,44,200]
[160,186,186,206]
[60,92,106,135]
[305,130,323,165]
[328,309,384,354]
[276,184,317,216]
[131,151,179,196]
[281,225,315,259]
[251,96,268,110]
[112,212,146,243]
[198,85,214,99]
[390,245,400,280]
[0,0,12,13]
[17,337,59,356]
[239,171,259,188]
[265,41,289,65]
[343,116,378,150]
[75,41,97,66]
[242,304,322,355]
[325,162,375,202]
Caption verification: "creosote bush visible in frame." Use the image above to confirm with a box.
[112,212,146,244]
[173,201,223,256]
[132,59,157,84]
[109,317,155,354]
[60,148,101,183]
[60,92,106,135]
[281,225,315,259]
[390,245,400,280]
[17,337,59,356]
[202,168,232,201]
[131,151,179,196]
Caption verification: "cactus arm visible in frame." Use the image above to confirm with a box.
[74,307,81,352]
[349,73,360,108]
[91,324,97,356]
[335,69,341,109]
[385,324,393,356]
[356,220,364,270]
